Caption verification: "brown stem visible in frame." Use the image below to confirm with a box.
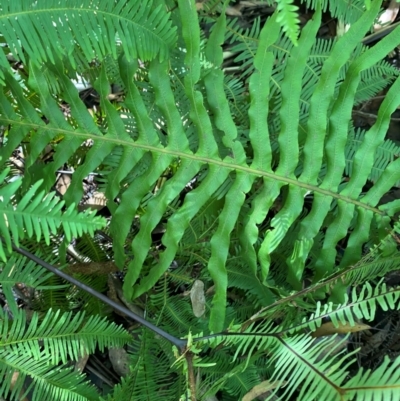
[185,351,197,401]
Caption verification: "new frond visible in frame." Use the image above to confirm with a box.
[276,0,301,45]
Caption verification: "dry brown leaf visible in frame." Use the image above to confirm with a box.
[242,379,283,401]
[11,372,29,401]
[225,6,242,16]
[74,353,89,373]
[311,321,370,338]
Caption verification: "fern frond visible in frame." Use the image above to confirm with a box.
[150,289,202,336]
[0,167,106,261]
[0,352,99,401]
[199,278,400,400]
[344,356,400,399]
[103,330,182,401]
[1,0,398,331]
[202,328,354,401]
[1,0,399,334]
[276,0,301,45]
[5,0,400,399]
[0,255,56,314]
[0,0,176,70]
[285,281,400,335]
[346,128,400,187]
[303,0,367,23]
[1,308,131,364]
[227,263,275,308]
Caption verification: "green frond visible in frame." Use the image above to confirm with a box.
[202,328,355,401]
[148,271,209,336]
[346,128,400,187]
[67,273,110,315]
[302,0,367,23]
[227,263,275,307]
[276,0,301,45]
[103,330,183,401]
[1,308,131,364]
[0,352,99,401]
[199,350,269,399]
[355,59,399,104]
[199,278,400,399]
[343,252,400,286]
[0,0,176,71]
[0,255,55,313]
[32,274,72,313]
[74,233,113,263]
[0,240,74,313]
[224,17,263,80]
[345,356,400,399]
[0,167,106,261]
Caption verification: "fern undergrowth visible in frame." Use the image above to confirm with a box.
[1,0,400,400]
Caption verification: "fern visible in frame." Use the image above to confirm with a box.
[0,0,176,78]
[0,307,131,401]
[0,167,106,261]
[103,330,183,401]
[0,0,398,331]
[276,0,301,45]
[0,255,56,314]
[345,128,400,186]
[3,0,400,400]
[0,353,99,401]
[195,279,400,400]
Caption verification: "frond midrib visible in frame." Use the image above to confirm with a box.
[3,118,385,216]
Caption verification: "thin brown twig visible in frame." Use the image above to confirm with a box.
[353,109,400,122]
